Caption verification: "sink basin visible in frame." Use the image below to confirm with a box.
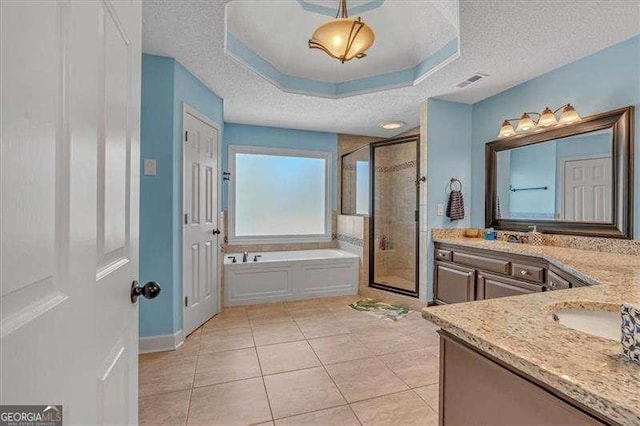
[550,309,621,341]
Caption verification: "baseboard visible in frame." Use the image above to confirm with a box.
[139,329,185,354]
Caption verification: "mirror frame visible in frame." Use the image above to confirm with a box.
[485,106,634,239]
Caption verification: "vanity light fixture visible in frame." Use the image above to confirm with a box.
[308,0,375,63]
[378,120,406,130]
[497,103,581,138]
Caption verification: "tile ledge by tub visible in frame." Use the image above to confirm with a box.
[424,236,640,425]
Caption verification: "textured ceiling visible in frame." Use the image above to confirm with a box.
[142,0,640,137]
[226,0,457,83]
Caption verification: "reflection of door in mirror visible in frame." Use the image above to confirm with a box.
[563,156,611,222]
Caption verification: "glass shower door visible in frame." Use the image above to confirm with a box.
[370,136,420,297]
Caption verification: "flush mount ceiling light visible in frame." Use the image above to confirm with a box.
[308,0,375,63]
[497,103,581,138]
[378,120,406,130]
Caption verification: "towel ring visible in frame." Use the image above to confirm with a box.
[450,178,462,191]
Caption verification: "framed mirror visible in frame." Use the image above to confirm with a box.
[486,106,634,239]
[341,145,370,216]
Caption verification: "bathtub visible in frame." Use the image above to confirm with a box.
[224,249,360,306]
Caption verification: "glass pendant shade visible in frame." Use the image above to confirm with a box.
[516,113,536,132]
[538,107,558,128]
[498,120,516,138]
[309,17,375,63]
[559,104,581,124]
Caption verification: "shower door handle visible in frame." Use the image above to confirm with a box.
[414,176,426,186]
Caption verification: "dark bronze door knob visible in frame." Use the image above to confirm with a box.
[131,280,161,303]
[212,229,221,235]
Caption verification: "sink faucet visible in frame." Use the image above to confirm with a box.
[242,251,249,263]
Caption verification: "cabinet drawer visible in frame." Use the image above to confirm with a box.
[435,249,452,262]
[477,272,543,300]
[547,270,571,290]
[511,263,545,283]
[452,252,510,275]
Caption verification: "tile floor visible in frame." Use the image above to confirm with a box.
[139,295,440,425]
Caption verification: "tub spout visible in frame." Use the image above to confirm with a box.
[242,251,249,263]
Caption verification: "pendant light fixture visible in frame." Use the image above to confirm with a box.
[497,103,582,138]
[308,0,376,63]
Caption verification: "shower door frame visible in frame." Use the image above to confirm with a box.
[369,134,421,298]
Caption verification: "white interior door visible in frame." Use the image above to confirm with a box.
[1,1,142,423]
[563,156,612,222]
[183,107,220,336]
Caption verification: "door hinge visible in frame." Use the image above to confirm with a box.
[184,213,188,224]
[185,130,188,142]
[185,296,188,307]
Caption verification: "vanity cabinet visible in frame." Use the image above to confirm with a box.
[434,242,586,305]
[439,331,606,425]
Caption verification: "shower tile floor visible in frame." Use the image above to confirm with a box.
[375,276,416,292]
[139,295,440,425]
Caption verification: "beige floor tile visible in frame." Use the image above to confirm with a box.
[252,321,304,346]
[284,299,324,310]
[256,341,320,375]
[295,317,350,339]
[246,303,287,316]
[194,347,261,387]
[139,389,191,426]
[200,326,254,354]
[307,334,370,365]
[379,348,439,388]
[263,367,346,419]
[139,355,197,397]
[325,357,408,403]
[425,344,440,358]
[275,406,359,426]
[355,328,426,356]
[249,310,294,325]
[203,313,250,330]
[400,327,440,347]
[414,384,439,411]
[188,377,272,425]
[350,390,438,426]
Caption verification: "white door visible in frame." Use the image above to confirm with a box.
[183,107,220,336]
[563,156,612,222]
[1,1,142,424]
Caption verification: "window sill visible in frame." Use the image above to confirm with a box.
[227,235,333,245]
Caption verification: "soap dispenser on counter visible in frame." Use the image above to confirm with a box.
[528,225,543,246]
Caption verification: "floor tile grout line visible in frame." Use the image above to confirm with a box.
[184,324,204,424]
[250,317,276,423]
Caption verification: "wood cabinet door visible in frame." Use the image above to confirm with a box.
[477,272,543,300]
[434,262,475,304]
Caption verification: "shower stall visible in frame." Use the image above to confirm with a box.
[369,135,421,297]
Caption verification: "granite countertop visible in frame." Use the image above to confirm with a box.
[422,237,640,425]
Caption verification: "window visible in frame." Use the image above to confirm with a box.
[229,145,332,243]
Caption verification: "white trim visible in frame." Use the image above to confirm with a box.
[139,329,185,354]
[228,144,333,245]
[181,102,223,336]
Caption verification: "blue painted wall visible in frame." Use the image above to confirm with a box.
[426,98,472,301]
[470,35,640,237]
[222,124,338,211]
[139,54,224,338]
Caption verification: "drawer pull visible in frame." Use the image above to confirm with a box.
[520,270,528,276]
[549,281,557,289]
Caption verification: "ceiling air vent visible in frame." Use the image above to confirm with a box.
[456,73,488,88]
